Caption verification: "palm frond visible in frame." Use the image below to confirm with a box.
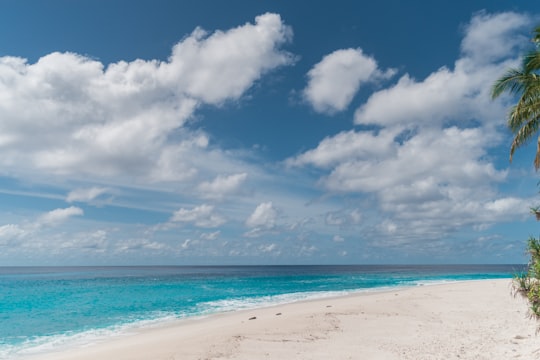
[491,68,528,99]
[508,90,540,133]
[534,25,540,46]
[493,25,540,172]
[524,50,540,74]
[509,117,540,162]
[535,137,540,170]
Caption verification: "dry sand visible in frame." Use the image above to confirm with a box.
[28,279,540,360]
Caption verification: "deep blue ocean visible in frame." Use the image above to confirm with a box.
[0,264,522,359]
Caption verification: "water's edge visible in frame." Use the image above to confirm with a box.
[0,265,521,359]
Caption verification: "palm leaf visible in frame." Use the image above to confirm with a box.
[533,25,540,46]
[493,25,540,171]
[524,50,540,74]
[535,136,540,170]
[509,116,540,162]
[508,86,540,132]
[491,68,528,99]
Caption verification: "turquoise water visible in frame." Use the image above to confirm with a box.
[0,265,521,359]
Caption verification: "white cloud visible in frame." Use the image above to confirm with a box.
[181,239,198,250]
[322,127,506,193]
[170,204,226,228]
[325,209,362,226]
[146,133,208,183]
[200,231,220,241]
[299,245,318,256]
[353,13,529,129]
[38,207,84,225]
[66,187,110,203]
[197,173,248,199]
[287,128,399,168]
[116,238,168,253]
[0,207,87,251]
[484,197,526,215]
[350,209,362,224]
[245,201,278,228]
[461,11,530,64]
[0,13,294,184]
[259,243,279,254]
[0,11,533,264]
[289,12,532,245]
[303,48,395,114]
[0,224,27,244]
[169,13,294,104]
[59,229,109,251]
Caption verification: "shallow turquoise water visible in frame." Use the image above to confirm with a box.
[0,265,521,359]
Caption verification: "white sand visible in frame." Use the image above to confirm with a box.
[27,279,540,360]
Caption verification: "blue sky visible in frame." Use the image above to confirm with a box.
[1,1,540,265]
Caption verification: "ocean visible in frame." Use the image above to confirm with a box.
[0,264,522,359]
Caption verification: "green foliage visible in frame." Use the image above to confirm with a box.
[495,23,540,323]
[513,236,540,320]
[492,26,540,170]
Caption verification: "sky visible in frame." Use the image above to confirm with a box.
[1,0,540,265]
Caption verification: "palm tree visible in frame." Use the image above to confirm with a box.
[495,26,540,324]
[492,25,540,170]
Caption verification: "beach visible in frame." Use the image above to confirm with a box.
[26,279,539,360]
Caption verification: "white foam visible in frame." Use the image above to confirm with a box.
[2,286,428,359]
[197,290,355,315]
[1,311,181,360]
[407,279,462,287]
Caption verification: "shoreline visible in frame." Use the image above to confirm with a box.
[21,279,540,360]
[11,280,463,358]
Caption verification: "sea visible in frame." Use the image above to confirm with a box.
[0,264,523,359]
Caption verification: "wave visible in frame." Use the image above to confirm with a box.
[3,289,366,359]
[1,312,182,360]
[0,265,515,359]
[197,289,355,314]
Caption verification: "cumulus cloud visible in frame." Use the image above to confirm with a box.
[484,197,526,215]
[461,11,530,64]
[170,13,294,104]
[289,12,532,244]
[287,128,399,168]
[325,209,362,226]
[197,173,248,199]
[58,229,109,251]
[353,12,530,129]
[170,204,226,228]
[303,48,395,114]
[245,201,278,228]
[0,207,86,250]
[0,13,294,184]
[38,207,84,225]
[0,224,27,245]
[322,127,506,193]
